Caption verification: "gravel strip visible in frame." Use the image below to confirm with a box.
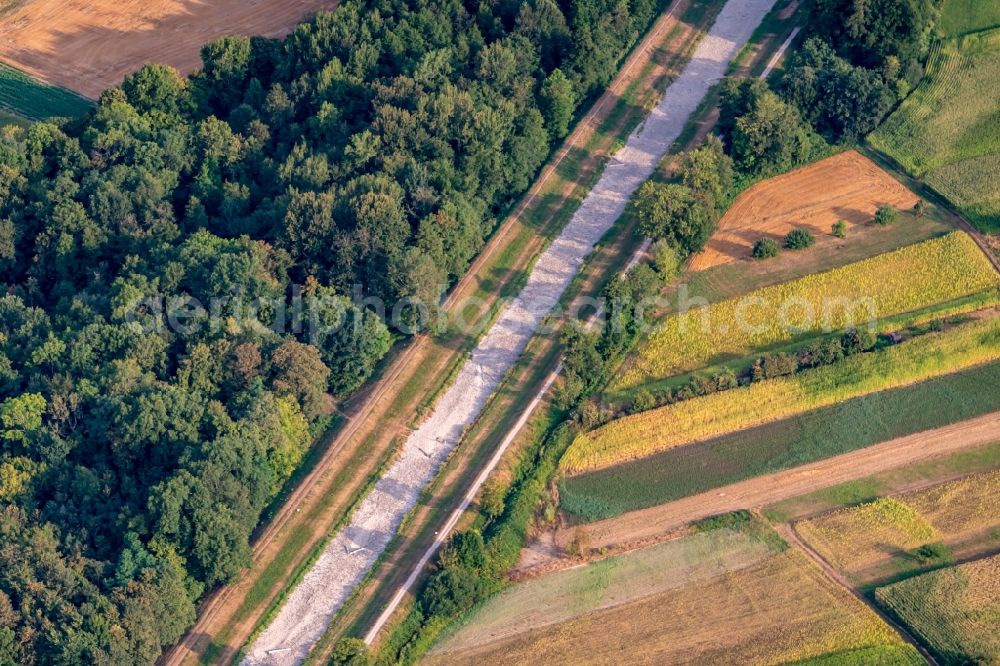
[243,1,777,662]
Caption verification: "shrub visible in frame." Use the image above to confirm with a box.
[913,199,925,217]
[751,353,799,381]
[422,565,487,618]
[784,228,816,249]
[479,478,506,519]
[832,220,848,238]
[565,527,591,558]
[910,542,951,565]
[330,638,372,666]
[841,327,878,355]
[752,237,780,259]
[652,239,680,279]
[874,205,898,225]
[630,389,656,413]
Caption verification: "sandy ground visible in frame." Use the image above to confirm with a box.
[160,1,720,662]
[688,150,920,271]
[561,411,1000,553]
[243,0,779,663]
[0,0,336,98]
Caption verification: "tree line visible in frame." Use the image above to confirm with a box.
[0,0,662,661]
[368,0,943,663]
[634,0,937,255]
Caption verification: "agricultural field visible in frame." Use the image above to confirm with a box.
[688,151,919,271]
[426,522,921,666]
[0,0,337,99]
[0,63,92,120]
[869,29,1000,232]
[797,470,1000,585]
[766,439,1000,524]
[875,554,1000,665]
[938,0,1000,37]
[561,361,1000,520]
[562,314,1000,474]
[614,232,999,390]
[682,214,952,306]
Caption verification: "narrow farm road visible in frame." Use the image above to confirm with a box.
[570,411,1000,552]
[243,0,780,663]
[777,523,939,666]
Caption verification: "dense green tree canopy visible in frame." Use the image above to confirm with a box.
[0,0,659,661]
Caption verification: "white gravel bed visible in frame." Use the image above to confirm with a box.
[243,0,777,662]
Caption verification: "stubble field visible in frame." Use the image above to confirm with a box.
[426,526,921,666]
[0,0,337,98]
[688,150,919,271]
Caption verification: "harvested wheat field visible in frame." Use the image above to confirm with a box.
[0,0,337,98]
[689,150,919,271]
[425,537,922,666]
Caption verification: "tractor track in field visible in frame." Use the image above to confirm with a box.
[777,523,941,666]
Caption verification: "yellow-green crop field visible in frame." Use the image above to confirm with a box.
[797,470,1000,575]
[614,232,999,390]
[869,29,1000,232]
[876,554,1000,665]
[562,316,1000,474]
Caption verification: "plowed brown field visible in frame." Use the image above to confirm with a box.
[0,0,336,98]
[689,150,919,271]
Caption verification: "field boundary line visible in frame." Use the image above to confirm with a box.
[777,522,939,666]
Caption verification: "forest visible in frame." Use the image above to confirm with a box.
[0,0,660,662]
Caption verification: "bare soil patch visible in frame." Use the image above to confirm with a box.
[689,150,920,271]
[0,0,336,98]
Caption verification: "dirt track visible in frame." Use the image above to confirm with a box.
[689,150,919,271]
[160,0,729,663]
[244,0,781,661]
[0,0,336,98]
[566,411,1000,552]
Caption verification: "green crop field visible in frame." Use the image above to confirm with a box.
[875,554,1000,665]
[0,63,93,121]
[561,359,1000,520]
[614,232,999,390]
[562,315,1000,475]
[869,29,1000,232]
[939,0,1000,37]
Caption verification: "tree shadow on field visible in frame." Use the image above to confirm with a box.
[831,205,875,225]
[0,0,337,98]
